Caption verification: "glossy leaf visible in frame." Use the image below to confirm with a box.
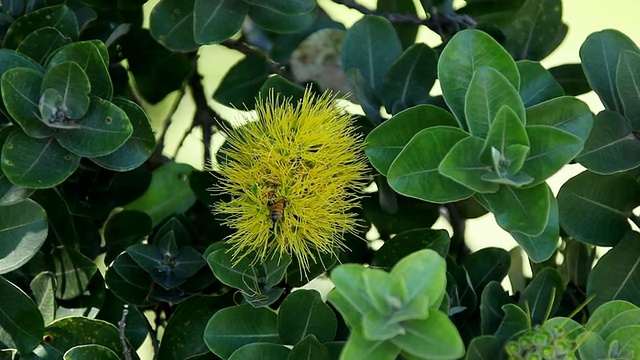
[463,248,510,295]
[525,96,593,142]
[91,98,156,171]
[480,281,514,335]
[0,275,44,354]
[365,104,458,175]
[345,68,383,123]
[518,267,563,325]
[47,41,113,100]
[339,326,400,360]
[2,67,55,138]
[229,343,291,360]
[381,43,437,113]
[104,263,155,307]
[278,289,337,345]
[596,309,640,340]
[503,0,564,60]
[391,249,447,307]
[511,190,559,263]
[193,0,248,44]
[476,182,551,236]
[516,60,564,107]
[288,335,329,360]
[0,199,48,274]
[15,27,71,65]
[30,272,56,326]
[390,312,465,359]
[150,0,198,52]
[95,292,149,351]
[52,246,98,300]
[203,304,280,359]
[214,55,269,109]
[439,136,499,193]
[388,126,475,203]
[466,335,502,360]
[247,0,316,33]
[617,50,640,129]
[605,326,640,359]
[2,129,80,188]
[494,304,529,343]
[371,229,450,269]
[43,317,132,358]
[328,265,375,327]
[557,171,640,246]
[482,105,530,175]
[465,66,525,139]
[63,344,120,360]
[342,16,402,93]
[438,29,520,129]
[3,4,78,49]
[587,232,640,312]
[548,63,591,96]
[580,29,640,113]
[41,61,91,120]
[587,300,638,334]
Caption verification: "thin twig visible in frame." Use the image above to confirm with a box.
[146,309,161,360]
[118,305,132,360]
[149,87,186,166]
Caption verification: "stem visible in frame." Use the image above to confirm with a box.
[118,305,132,360]
[444,203,469,262]
[149,87,185,166]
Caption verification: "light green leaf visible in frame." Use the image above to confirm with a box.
[390,312,464,359]
[340,326,400,360]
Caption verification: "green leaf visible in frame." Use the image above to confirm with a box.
[127,244,185,290]
[377,0,419,49]
[30,272,56,326]
[371,229,450,269]
[557,171,640,246]
[0,199,48,274]
[494,304,530,343]
[0,275,45,354]
[548,63,591,96]
[480,281,514,335]
[3,4,78,49]
[229,343,291,360]
[157,293,235,360]
[577,331,607,360]
[95,292,148,351]
[104,262,155,307]
[63,344,120,360]
[55,97,132,157]
[525,96,593,142]
[340,326,400,360]
[288,335,330,360]
[390,312,465,359]
[328,265,375,327]
[43,317,134,358]
[617,51,640,129]
[463,248,510,295]
[517,60,564,107]
[342,15,402,93]
[587,231,640,312]
[1,129,80,188]
[150,0,198,52]
[518,125,583,186]
[213,55,269,109]
[52,246,98,300]
[391,249,447,306]
[388,126,475,203]
[465,66,525,139]
[587,300,639,334]
[277,289,337,345]
[124,162,197,227]
[518,267,563,325]
[103,210,151,265]
[503,0,564,60]
[438,29,520,129]
[580,29,640,113]
[577,110,640,174]
[47,41,113,100]
[482,105,530,173]
[258,75,305,103]
[246,1,315,33]
[193,0,248,44]
[511,190,559,263]
[439,136,499,193]
[15,27,72,65]
[91,98,156,171]
[41,61,90,120]
[476,182,551,236]
[203,304,280,359]
[381,43,437,113]
[345,68,383,123]
[466,335,502,360]
[1,67,56,138]
[605,326,640,359]
[365,104,458,175]
[596,309,640,340]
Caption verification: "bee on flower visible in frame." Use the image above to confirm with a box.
[212,88,368,273]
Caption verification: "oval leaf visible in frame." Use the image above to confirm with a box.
[0,276,45,354]
[194,0,248,44]
[41,61,91,120]
[0,199,48,274]
[150,0,198,52]
[277,289,337,344]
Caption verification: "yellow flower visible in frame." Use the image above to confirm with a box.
[213,88,368,273]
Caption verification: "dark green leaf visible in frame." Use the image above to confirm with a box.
[278,289,336,344]
[344,68,382,123]
[439,136,499,193]
[0,199,48,274]
[364,104,458,175]
[510,190,559,263]
[247,1,315,33]
[503,0,564,60]
[387,126,475,203]
[127,244,186,290]
[150,0,198,52]
[525,96,593,142]
[15,27,71,65]
[587,231,640,312]
[91,98,156,171]
[480,281,513,335]
[0,275,44,354]
[1,67,55,138]
[342,15,402,93]
[557,171,640,246]
[193,0,247,44]
[2,129,80,188]
[576,110,640,174]
[229,343,291,360]
[214,55,269,109]
[203,304,280,359]
[463,248,510,295]
[103,210,152,265]
[371,229,450,269]
[438,29,519,129]
[466,335,503,360]
[548,63,591,96]
[30,272,56,325]
[361,193,440,235]
[617,51,640,129]
[377,0,419,49]
[516,60,564,107]
[52,246,98,300]
[3,4,78,49]
[104,264,155,307]
[63,344,120,360]
[41,61,90,119]
[95,292,149,351]
[518,267,563,325]
[288,335,330,360]
[0,49,44,116]
[381,43,437,113]
[494,304,529,343]
[258,75,305,103]
[580,29,640,113]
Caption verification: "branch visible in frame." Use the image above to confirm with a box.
[330,0,476,41]
[118,305,132,360]
[149,87,185,166]
[444,203,469,262]
[220,38,290,80]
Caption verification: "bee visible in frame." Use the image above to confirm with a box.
[269,197,288,222]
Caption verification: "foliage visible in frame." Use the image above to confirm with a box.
[0,1,639,360]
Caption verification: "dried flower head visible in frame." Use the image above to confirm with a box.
[213,88,368,272]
